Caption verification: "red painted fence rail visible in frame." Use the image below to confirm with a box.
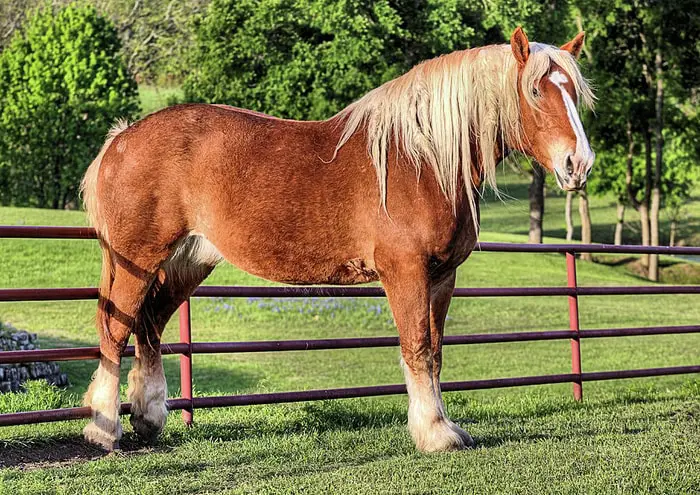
[0,225,699,428]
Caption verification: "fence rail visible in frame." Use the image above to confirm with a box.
[0,225,698,428]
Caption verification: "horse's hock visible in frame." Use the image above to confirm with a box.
[0,323,68,393]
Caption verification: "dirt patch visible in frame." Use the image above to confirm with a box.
[0,438,105,470]
[0,436,171,471]
[622,258,700,284]
[594,255,700,284]
[659,261,700,284]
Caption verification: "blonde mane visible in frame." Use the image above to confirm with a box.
[333,42,594,224]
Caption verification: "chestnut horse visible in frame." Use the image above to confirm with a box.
[80,28,594,452]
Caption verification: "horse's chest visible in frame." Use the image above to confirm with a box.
[429,211,479,278]
[431,234,477,277]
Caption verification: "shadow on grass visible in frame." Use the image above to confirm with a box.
[0,333,263,469]
[2,332,698,469]
[3,385,697,470]
[0,433,196,470]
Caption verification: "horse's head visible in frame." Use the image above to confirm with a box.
[510,27,595,191]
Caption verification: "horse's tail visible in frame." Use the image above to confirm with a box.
[80,119,129,345]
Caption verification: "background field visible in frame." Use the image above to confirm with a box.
[0,165,698,493]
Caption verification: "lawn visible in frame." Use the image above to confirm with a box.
[138,85,184,117]
[0,165,698,492]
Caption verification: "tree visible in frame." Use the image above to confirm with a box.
[92,0,210,83]
[580,0,700,279]
[565,191,574,241]
[0,0,27,48]
[0,3,140,208]
[182,0,490,120]
[587,146,633,245]
[0,1,209,83]
[528,166,545,243]
[658,126,700,246]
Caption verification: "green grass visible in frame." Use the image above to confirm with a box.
[138,85,184,117]
[1,386,699,494]
[483,167,700,248]
[0,171,698,493]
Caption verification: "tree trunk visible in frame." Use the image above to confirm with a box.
[578,187,592,262]
[649,190,660,280]
[565,191,574,242]
[528,167,545,244]
[640,128,653,269]
[624,119,645,254]
[52,154,62,210]
[614,201,625,245]
[60,189,68,210]
[640,202,650,259]
[648,49,664,283]
[669,220,677,247]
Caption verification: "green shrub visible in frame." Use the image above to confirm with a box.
[0,2,140,209]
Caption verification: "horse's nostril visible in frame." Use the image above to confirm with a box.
[566,156,574,175]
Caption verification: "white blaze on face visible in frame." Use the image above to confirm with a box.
[549,71,594,175]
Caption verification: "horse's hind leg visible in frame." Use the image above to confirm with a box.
[127,269,172,441]
[378,256,472,452]
[128,244,216,440]
[83,253,159,451]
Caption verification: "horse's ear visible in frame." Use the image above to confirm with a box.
[510,26,530,67]
[561,31,585,59]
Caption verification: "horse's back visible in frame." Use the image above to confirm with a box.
[96,103,384,283]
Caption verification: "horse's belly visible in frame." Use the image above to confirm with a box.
[326,258,379,285]
[203,221,378,286]
[225,253,379,286]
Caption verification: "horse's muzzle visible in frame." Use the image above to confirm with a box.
[554,154,593,191]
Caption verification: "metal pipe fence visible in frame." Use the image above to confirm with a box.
[0,225,698,428]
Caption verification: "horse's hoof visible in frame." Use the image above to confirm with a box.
[130,413,164,441]
[83,421,121,451]
[414,419,475,453]
[451,423,476,450]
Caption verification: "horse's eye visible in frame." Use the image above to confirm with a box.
[532,88,541,97]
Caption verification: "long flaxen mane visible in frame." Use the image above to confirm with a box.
[334,42,594,224]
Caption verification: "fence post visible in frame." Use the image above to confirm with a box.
[179,298,194,426]
[567,251,583,401]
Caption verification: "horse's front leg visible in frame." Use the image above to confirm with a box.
[428,271,474,449]
[380,259,473,452]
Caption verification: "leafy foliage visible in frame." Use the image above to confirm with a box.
[182,0,492,119]
[92,0,209,83]
[0,0,208,83]
[0,3,139,208]
[483,0,575,42]
[581,0,700,207]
